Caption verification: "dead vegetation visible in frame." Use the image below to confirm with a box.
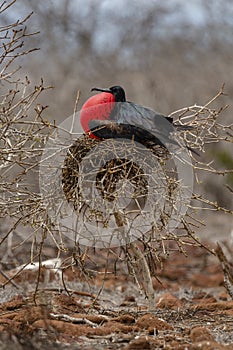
[0,0,233,299]
[0,2,233,348]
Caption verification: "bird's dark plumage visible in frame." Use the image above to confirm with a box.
[83,85,197,154]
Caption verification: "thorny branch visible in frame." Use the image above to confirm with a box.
[0,1,232,311]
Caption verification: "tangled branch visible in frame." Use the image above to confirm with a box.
[0,1,232,310]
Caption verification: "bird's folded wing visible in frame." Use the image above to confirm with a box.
[89,120,173,148]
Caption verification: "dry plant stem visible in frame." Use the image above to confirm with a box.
[91,248,113,309]
[129,243,156,311]
[70,89,80,132]
[225,184,233,194]
[0,0,232,304]
[215,243,233,300]
[114,213,155,310]
[33,228,47,304]
[50,313,99,326]
[0,269,19,288]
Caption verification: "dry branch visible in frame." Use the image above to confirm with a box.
[215,243,233,300]
[0,0,233,311]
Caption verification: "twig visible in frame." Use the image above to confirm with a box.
[130,243,156,311]
[50,313,101,326]
[215,243,233,300]
[0,268,20,289]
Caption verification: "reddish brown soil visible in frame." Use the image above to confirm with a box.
[0,242,233,349]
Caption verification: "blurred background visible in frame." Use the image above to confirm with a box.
[2,0,233,209]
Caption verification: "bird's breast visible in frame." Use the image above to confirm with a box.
[80,93,115,137]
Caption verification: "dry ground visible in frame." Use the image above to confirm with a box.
[0,213,233,350]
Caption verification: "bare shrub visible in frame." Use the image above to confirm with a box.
[0,1,232,309]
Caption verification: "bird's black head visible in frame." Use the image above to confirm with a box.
[91,85,126,102]
[109,86,126,102]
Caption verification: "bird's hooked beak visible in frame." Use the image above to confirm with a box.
[91,87,112,93]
